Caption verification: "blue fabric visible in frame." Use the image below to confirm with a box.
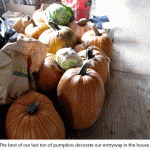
[89,15,110,29]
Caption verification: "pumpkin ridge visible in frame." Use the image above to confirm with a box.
[79,76,85,129]
[32,114,51,139]
[16,115,28,138]
[81,74,95,128]
[86,74,104,125]
[5,103,27,139]
[89,76,101,123]
[28,115,32,139]
[21,114,31,139]
[35,91,65,138]
[30,115,41,139]
[31,116,44,139]
[70,75,83,129]
[57,72,77,125]
[14,114,29,139]
[13,110,28,139]
[40,110,63,139]
[36,112,55,139]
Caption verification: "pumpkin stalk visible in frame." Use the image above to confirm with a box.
[86,47,95,59]
[26,102,39,115]
[92,25,102,36]
[41,3,46,11]
[49,22,61,30]
[78,60,91,76]
[78,18,87,26]
[31,19,37,27]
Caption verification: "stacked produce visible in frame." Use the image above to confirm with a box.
[4,2,113,139]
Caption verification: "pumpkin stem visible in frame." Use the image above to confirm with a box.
[31,19,37,27]
[48,22,60,31]
[26,102,39,115]
[86,47,95,59]
[92,25,102,36]
[41,3,46,11]
[78,18,87,26]
[78,60,91,76]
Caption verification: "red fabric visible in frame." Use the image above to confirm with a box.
[61,0,91,21]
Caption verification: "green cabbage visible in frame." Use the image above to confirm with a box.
[44,3,74,25]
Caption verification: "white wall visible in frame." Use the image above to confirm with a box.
[92,0,150,43]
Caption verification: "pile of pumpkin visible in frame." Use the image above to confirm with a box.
[5,3,113,139]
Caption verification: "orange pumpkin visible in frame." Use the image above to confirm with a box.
[68,18,92,44]
[25,19,49,39]
[81,25,113,59]
[32,3,46,23]
[39,22,77,54]
[5,92,66,139]
[73,42,88,53]
[34,53,64,94]
[57,60,105,130]
[78,46,110,84]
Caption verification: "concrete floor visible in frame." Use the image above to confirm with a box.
[66,0,150,139]
[0,0,150,139]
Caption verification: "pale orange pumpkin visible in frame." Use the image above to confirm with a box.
[25,19,49,39]
[39,22,77,54]
[81,25,113,59]
[32,3,46,23]
[68,18,92,44]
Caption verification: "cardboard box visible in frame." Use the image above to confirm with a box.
[13,16,32,34]
[5,1,61,16]
[2,11,24,19]
[6,2,36,16]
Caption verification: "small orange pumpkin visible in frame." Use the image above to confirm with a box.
[73,42,88,53]
[81,25,113,59]
[32,3,46,23]
[25,19,49,39]
[5,92,66,139]
[68,18,92,44]
[33,53,64,94]
[78,46,110,84]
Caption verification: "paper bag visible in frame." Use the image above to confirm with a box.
[0,34,49,104]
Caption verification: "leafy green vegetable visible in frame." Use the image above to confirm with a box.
[44,3,74,25]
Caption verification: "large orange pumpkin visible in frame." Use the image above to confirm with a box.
[57,60,105,130]
[78,46,110,84]
[81,25,113,59]
[39,22,77,54]
[5,92,66,139]
[68,18,92,44]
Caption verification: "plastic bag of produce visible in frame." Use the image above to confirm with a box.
[44,3,74,25]
[0,17,18,49]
